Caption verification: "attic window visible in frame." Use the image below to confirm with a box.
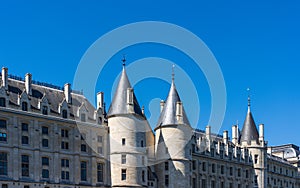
[42,106,48,115]
[0,98,6,107]
[81,114,86,122]
[22,102,28,111]
[62,110,68,118]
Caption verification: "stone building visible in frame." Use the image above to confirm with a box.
[0,66,299,188]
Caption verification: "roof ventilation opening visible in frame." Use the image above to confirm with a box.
[176,101,183,123]
[126,88,134,113]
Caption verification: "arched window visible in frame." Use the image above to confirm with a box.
[22,102,28,111]
[0,98,6,107]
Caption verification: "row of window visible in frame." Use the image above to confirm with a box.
[268,164,295,177]
[0,152,104,183]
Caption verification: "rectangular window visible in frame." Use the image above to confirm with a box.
[80,161,87,181]
[211,148,215,157]
[121,154,126,164]
[246,169,249,178]
[62,110,68,118]
[0,152,8,176]
[192,160,196,170]
[42,126,48,135]
[238,168,241,177]
[121,169,126,180]
[165,175,169,187]
[21,155,29,177]
[61,159,69,168]
[2,184,8,188]
[211,180,215,188]
[61,141,69,150]
[142,156,145,166]
[221,182,225,188]
[165,161,169,171]
[122,138,125,146]
[0,120,6,129]
[254,154,259,164]
[202,162,206,171]
[81,114,86,122]
[22,102,28,111]
[221,165,224,174]
[0,98,6,107]
[97,146,103,155]
[0,132,7,142]
[61,170,70,180]
[81,144,87,152]
[42,139,48,148]
[42,157,49,166]
[201,179,206,188]
[212,163,216,173]
[42,169,49,179]
[97,163,103,182]
[230,167,233,176]
[61,129,69,138]
[142,170,145,182]
[22,136,29,145]
[21,123,28,131]
[97,135,103,143]
[42,106,48,115]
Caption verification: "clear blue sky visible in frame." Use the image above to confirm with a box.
[0,1,299,146]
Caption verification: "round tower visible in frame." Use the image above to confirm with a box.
[154,77,193,188]
[239,95,267,188]
[107,65,155,187]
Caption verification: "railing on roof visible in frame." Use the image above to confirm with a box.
[7,73,84,95]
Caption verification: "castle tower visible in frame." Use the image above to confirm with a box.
[107,64,155,187]
[154,74,193,188]
[240,96,267,188]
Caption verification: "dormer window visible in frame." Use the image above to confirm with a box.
[42,106,48,115]
[0,98,6,107]
[62,110,68,118]
[22,102,28,111]
[81,114,86,122]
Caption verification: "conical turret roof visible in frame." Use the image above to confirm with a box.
[107,66,143,117]
[240,102,259,144]
[155,81,190,128]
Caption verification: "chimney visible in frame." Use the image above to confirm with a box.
[25,73,32,95]
[97,92,104,109]
[232,125,238,145]
[223,130,228,145]
[176,101,183,122]
[259,124,264,144]
[160,100,165,112]
[64,83,71,104]
[1,67,8,90]
[127,88,134,113]
[205,125,211,151]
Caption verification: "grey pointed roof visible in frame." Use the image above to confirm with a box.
[155,81,190,129]
[107,67,143,117]
[240,106,259,144]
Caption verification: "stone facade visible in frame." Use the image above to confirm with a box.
[0,67,299,188]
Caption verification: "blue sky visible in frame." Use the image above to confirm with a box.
[0,1,299,146]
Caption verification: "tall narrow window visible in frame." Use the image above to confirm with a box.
[42,157,49,166]
[0,119,6,129]
[122,138,126,146]
[97,135,103,143]
[42,139,49,148]
[61,129,69,138]
[81,144,87,152]
[22,102,28,111]
[165,161,169,171]
[97,146,103,155]
[121,169,126,180]
[0,152,8,176]
[254,154,259,164]
[0,98,5,107]
[62,109,68,118]
[142,170,145,182]
[42,169,49,179]
[42,106,48,115]
[81,114,86,122]
[121,155,126,164]
[42,126,48,135]
[80,161,87,181]
[97,163,103,182]
[61,141,69,150]
[165,175,169,187]
[141,140,144,147]
[21,155,29,177]
[61,158,70,181]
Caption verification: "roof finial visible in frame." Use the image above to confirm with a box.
[122,54,126,67]
[247,87,251,112]
[172,64,175,82]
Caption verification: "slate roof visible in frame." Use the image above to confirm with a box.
[240,106,259,144]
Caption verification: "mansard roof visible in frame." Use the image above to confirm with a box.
[240,106,259,144]
[107,66,143,117]
[156,81,190,128]
[5,78,96,119]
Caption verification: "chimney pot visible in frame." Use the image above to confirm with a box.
[25,73,32,95]
[1,67,8,90]
[64,83,71,103]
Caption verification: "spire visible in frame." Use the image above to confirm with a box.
[240,90,259,144]
[155,66,190,129]
[107,61,143,117]
[247,87,251,112]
